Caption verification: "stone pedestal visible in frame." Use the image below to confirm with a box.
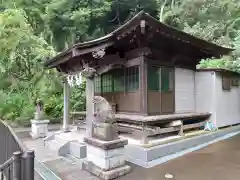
[92,122,118,141]
[83,137,131,180]
[30,120,49,139]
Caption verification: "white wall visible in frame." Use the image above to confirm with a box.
[215,73,240,127]
[175,69,240,127]
[195,72,214,113]
[175,68,195,113]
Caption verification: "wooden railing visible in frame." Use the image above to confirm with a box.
[0,121,34,180]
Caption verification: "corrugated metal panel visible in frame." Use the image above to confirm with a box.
[175,68,195,113]
[215,73,240,127]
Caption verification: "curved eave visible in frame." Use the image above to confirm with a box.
[43,33,114,68]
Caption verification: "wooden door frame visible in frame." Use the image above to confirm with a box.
[160,66,175,114]
[146,61,175,115]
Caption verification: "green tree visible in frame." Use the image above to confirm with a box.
[1,0,240,124]
[161,0,240,72]
[44,0,112,50]
[0,9,58,123]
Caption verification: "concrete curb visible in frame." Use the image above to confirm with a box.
[126,125,240,168]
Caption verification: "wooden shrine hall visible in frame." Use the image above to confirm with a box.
[44,11,233,142]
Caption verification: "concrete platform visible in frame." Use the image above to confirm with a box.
[40,133,240,180]
[119,133,240,180]
[18,125,240,180]
[126,125,240,168]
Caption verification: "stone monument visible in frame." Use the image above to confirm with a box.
[81,66,131,180]
[30,98,49,139]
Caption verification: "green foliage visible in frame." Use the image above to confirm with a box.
[0,8,60,125]
[44,94,64,118]
[161,0,240,71]
[1,0,240,126]
[71,82,86,112]
[44,0,112,50]
[0,91,34,125]
[198,56,240,72]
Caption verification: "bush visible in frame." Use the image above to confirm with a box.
[44,94,64,118]
[0,81,86,126]
[0,91,25,120]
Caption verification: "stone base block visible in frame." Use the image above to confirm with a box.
[87,144,125,158]
[30,120,49,139]
[83,137,128,150]
[83,137,131,179]
[69,141,87,159]
[87,145,125,170]
[83,161,131,180]
[85,138,127,171]
[92,122,118,141]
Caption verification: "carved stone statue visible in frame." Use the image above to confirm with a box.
[81,66,97,79]
[92,96,115,123]
[92,96,118,141]
[31,98,49,139]
[34,98,44,120]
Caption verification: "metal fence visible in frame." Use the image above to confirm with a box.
[0,120,34,180]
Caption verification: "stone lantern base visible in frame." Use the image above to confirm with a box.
[83,137,131,180]
[30,119,49,139]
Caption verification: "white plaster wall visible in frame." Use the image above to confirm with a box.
[195,72,214,115]
[215,73,240,127]
[175,68,195,113]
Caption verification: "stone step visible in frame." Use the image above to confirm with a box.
[45,139,61,151]
[69,141,86,159]
[60,131,85,141]
[45,139,70,157]
[54,134,71,144]
[45,139,62,152]
[63,154,85,167]
[45,132,87,159]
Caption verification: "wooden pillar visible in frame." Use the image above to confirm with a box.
[63,79,70,132]
[140,56,148,115]
[86,77,94,137]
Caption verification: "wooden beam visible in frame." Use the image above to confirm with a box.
[145,56,196,70]
[73,41,114,57]
[125,47,151,59]
[183,121,205,130]
[96,63,126,75]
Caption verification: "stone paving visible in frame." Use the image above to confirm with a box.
[44,158,99,180]
[23,137,61,162]
[20,129,240,180]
